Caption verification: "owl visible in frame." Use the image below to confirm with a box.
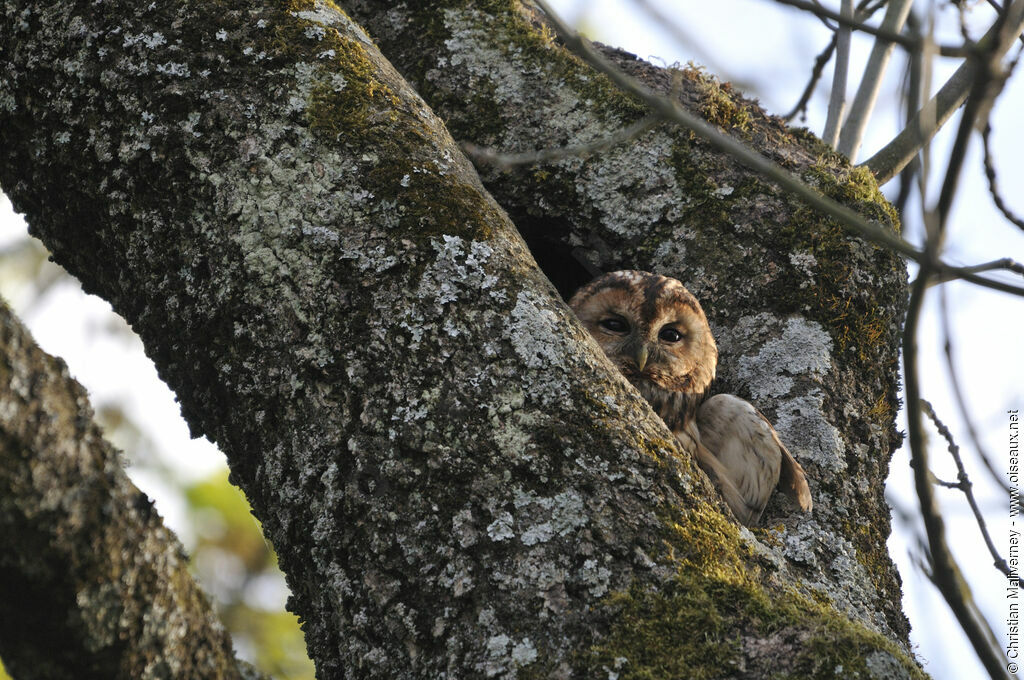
[569,270,812,526]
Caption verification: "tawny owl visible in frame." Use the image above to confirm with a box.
[569,270,812,526]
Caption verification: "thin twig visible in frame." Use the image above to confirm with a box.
[929,472,960,489]
[981,121,1024,231]
[937,284,1017,498]
[784,0,888,123]
[863,0,1024,184]
[893,12,923,217]
[935,14,1010,226]
[462,115,661,168]
[944,264,1024,296]
[902,29,1014,675]
[808,0,839,30]
[957,0,977,45]
[770,0,973,55]
[784,34,837,122]
[922,399,1013,577]
[532,0,1024,299]
[920,257,1024,288]
[988,0,1024,43]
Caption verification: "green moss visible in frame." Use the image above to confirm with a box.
[683,64,753,133]
[263,0,501,246]
[305,46,400,137]
[370,162,499,243]
[804,162,901,231]
[271,0,401,140]
[582,506,926,679]
[742,155,904,436]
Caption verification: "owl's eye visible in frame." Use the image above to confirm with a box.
[598,318,629,334]
[659,327,684,343]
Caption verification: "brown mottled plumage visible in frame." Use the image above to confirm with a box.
[569,270,812,525]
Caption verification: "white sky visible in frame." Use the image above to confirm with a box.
[1,1,1023,677]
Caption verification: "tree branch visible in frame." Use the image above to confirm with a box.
[2,0,919,674]
[905,278,1010,680]
[784,33,837,121]
[0,0,941,673]
[770,0,970,54]
[901,34,1014,676]
[863,0,1024,184]
[0,301,261,680]
[533,0,1024,298]
[837,0,914,159]
[822,0,852,147]
[784,0,889,123]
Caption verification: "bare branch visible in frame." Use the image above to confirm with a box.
[921,399,1013,577]
[784,34,837,121]
[808,0,840,30]
[934,17,1011,229]
[892,10,926,217]
[935,283,1020,502]
[921,258,1024,288]
[533,0,1024,299]
[837,0,914,159]
[942,265,1024,296]
[863,0,1024,184]
[770,0,971,54]
[900,27,1017,672]
[929,472,961,489]
[981,121,1024,231]
[784,0,888,123]
[822,0,853,147]
[904,275,1011,680]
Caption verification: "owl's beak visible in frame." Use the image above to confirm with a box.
[633,345,649,372]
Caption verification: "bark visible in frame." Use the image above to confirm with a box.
[0,0,917,679]
[0,301,262,680]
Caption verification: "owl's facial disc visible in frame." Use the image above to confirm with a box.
[568,270,718,397]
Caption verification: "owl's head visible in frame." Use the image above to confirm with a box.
[569,271,718,399]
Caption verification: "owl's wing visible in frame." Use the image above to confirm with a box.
[755,408,813,513]
[696,394,812,525]
[675,416,766,526]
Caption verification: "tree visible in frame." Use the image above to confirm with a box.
[1,0,1015,677]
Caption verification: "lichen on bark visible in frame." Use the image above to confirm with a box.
[0,0,917,677]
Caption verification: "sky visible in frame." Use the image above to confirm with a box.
[2,1,1023,678]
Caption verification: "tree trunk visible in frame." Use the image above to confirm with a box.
[0,0,918,677]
